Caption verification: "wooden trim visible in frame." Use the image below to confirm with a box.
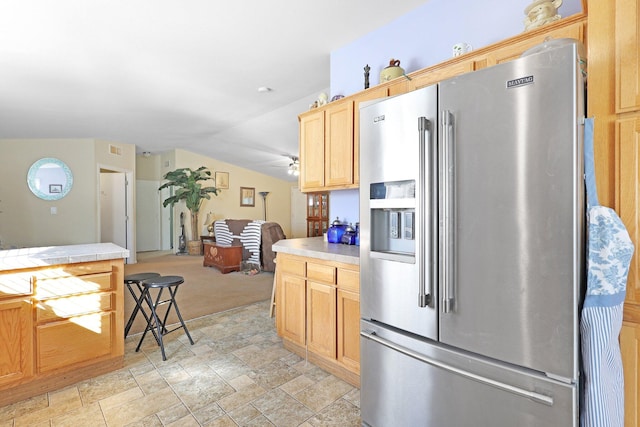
[283,339,360,388]
[0,356,124,407]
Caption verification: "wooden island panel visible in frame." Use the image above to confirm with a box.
[0,254,125,407]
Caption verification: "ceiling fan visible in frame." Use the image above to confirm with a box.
[287,156,300,176]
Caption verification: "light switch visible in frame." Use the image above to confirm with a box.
[50,207,57,215]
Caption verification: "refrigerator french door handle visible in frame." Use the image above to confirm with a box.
[441,110,455,313]
[361,330,554,407]
[418,117,433,308]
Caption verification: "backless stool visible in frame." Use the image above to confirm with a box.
[124,272,161,338]
[135,275,194,360]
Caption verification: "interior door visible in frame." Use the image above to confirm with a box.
[100,172,127,250]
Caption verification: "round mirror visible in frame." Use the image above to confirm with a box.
[27,158,74,200]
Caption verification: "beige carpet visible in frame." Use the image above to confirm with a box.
[123,252,274,335]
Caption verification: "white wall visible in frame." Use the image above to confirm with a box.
[0,138,135,249]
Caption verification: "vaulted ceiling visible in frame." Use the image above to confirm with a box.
[0,1,427,181]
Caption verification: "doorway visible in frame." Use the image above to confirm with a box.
[100,169,134,263]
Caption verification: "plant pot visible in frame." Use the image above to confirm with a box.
[187,240,202,255]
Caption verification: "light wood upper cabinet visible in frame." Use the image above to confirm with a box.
[299,111,325,191]
[480,20,585,68]
[299,99,356,192]
[616,0,640,113]
[325,101,355,188]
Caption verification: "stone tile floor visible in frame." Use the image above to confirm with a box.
[0,300,361,426]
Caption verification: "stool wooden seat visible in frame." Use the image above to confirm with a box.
[124,272,161,338]
[135,275,194,360]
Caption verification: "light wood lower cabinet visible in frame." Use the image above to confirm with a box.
[621,322,640,427]
[0,259,124,407]
[307,281,336,359]
[275,253,360,386]
[0,299,33,387]
[279,274,306,347]
[337,288,360,374]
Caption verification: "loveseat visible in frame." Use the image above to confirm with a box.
[213,219,286,272]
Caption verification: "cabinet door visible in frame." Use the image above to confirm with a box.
[0,299,33,387]
[37,312,114,373]
[337,289,360,374]
[616,0,640,113]
[617,113,640,427]
[277,274,306,346]
[325,101,354,188]
[621,321,640,427]
[482,20,585,68]
[306,281,336,359]
[300,111,325,191]
[617,116,640,309]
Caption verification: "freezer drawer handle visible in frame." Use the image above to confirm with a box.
[361,330,554,406]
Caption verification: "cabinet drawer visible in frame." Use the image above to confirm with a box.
[279,257,306,277]
[307,262,336,284]
[37,312,114,373]
[58,261,113,276]
[36,272,112,299]
[337,268,359,293]
[0,271,34,299]
[36,291,113,323]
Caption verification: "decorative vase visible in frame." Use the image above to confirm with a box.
[380,59,405,83]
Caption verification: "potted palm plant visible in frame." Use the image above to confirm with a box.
[159,166,219,255]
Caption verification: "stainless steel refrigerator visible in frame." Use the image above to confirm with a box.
[359,41,585,426]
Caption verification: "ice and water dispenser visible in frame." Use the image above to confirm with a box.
[369,180,416,257]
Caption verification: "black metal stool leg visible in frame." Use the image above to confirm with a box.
[124,272,160,338]
[168,285,194,345]
[134,275,194,361]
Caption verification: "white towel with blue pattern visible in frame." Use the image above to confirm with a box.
[580,118,634,427]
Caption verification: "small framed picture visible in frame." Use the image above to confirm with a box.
[49,184,63,194]
[240,187,255,207]
[215,171,229,189]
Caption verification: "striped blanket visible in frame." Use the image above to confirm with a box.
[214,219,265,267]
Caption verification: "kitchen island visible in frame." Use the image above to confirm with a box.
[0,243,128,406]
[272,237,360,386]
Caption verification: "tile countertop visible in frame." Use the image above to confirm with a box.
[273,237,359,265]
[0,242,130,272]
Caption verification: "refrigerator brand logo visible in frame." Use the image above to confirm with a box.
[506,75,534,88]
[373,115,385,123]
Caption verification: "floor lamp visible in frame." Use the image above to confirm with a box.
[259,191,270,221]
